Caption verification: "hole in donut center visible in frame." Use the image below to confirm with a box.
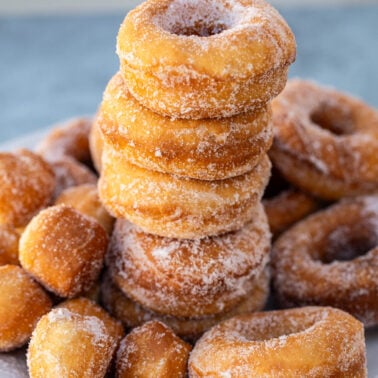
[310,102,355,136]
[157,0,234,37]
[321,224,377,263]
[263,167,291,199]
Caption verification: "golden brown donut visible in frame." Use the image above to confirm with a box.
[98,73,273,180]
[0,225,20,265]
[106,202,270,318]
[272,195,378,326]
[37,117,93,165]
[0,149,55,227]
[101,268,270,341]
[115,321,191,378]
[55,184,114,234]
[99,147,271,239]
[270,79,378,200]
[189,307,367,377]
[27,307,120,378]
[19,205,108,298]
[89,117,105,173]
[0,265,52,352]
[117,0,296,119]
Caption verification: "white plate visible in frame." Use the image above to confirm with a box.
[0,129,378,377]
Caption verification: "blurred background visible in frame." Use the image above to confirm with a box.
[0,0,377,142]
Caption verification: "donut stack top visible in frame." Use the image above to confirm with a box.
[96,0,296,239]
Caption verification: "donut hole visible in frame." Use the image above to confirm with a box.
[263,167,291,199]
[156,0,235,37]
[310,101,355,136]
[320,223,378,264]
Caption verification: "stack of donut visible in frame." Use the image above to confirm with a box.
[90,0,296,341]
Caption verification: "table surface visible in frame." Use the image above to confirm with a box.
[0,5,377,143]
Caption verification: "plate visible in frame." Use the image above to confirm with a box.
[0,129,378,377]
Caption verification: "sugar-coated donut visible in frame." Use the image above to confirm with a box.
[50,156,97,199]
[55,184,114,234]
[101,268,269,341]
[27,307,119,378]
[89,118,105,173]
[189,307,367,377]
[115,321,191,378]
[99,147,271,239]
[270,79,378,200]
[106,203,270,318]
[0,265,52,352]
[117,0,296,119]
[98,73,273,180]
[19,205,108,298]
[0,225,20,265]
[0,150,55,227]
[37,117,93,165]
[272,195,378,326]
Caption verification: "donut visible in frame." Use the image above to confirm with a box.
[101,268,269,341]
[0,225,20,265]
[19,205,108,298]
[0,265,52,352]
[0,149,55,227]
[263,167,321,237]
[106,202,270,318]
[89,117,105,173]
[98,73,273,180]
[188,307,367,377]
[27,307,120,378]
[270,79,378,200]
[55,184,114,234]
[36,117,93,166]
[50,156,97,199]
[117,0,296,119]
[115,321,191,378]
[272,195,378,326]
[99,147,271,239]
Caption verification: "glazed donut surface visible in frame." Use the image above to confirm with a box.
[117,0,296,119]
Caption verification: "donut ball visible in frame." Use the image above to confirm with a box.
[19,205,108,298]
[27,307,119,378]
[0,225,20,265]
[55,184,114,234]
[0,265,52,352]
[115,321,191,378]
[0,149,55,227]
[89,119,104,173]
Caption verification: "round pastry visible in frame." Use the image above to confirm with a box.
[55,184,114,234]
[106,203,270,318]
[99,147,271,239]
[101,268,270,340]
[0,149,55,227]
[189,307,367,377]
[115,321,191,378]
[19,205,108,298]
[50,156,97,199]
[27,307,119,378]
[98,73,273,180]
[89,118,105,173]
[36,117,93,166]
[272,195,378,326]
[270,79,378,200]
[0,265,52,352]
[117,0,296,119]
[0,225,20,265]
[263,167,321,237]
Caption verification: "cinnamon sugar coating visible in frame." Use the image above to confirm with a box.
[0,225,20,265]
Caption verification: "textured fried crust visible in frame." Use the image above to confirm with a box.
[117,0,295,118]
[101,268,269,341]
[89,118,105,173]
[270,79,378,200]
[0,225,20,265]
[106,203,270,318]
[99,147,271,239]
[272,195,378,326]
[189,307,367,378]
[19,205,108,298]
[0,150,55,227]
[115,321,191,378]
[97,73,273,180]
[0,265,52,352]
